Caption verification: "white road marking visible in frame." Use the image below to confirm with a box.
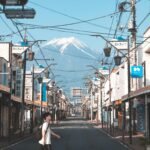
[3,136,33,150]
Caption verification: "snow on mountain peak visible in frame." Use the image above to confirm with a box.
[44,37,87,53]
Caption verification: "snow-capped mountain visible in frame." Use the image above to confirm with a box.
[35,37,100,96]
[43,37,97,59]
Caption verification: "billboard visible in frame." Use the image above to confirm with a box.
[72,88,82,97]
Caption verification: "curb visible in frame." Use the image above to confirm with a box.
[0,134,33,150]
[88,122,132,150]
[99,128,133,150]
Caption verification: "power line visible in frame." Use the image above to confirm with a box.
[30,1,119,30]
[43,47,99,61]
[53,69,93,73]
[137,12,150,28]
[0,16,15,34]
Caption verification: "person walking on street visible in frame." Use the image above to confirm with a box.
[39,112,61,150]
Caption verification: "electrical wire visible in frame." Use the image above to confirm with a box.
[137,12,150,28]
[53,69,93,73]
[43,47,99,61]
[0,16,15,34]
[15,21,128,38]
[30,1,119,30]
[15,12,119,31]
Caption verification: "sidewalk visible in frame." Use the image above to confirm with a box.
[0,123,60,150]
[89,120,145,150]
[0,129,31,150]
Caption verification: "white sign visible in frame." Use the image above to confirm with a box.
[12,45,28,54]
[43,78,51,83]
[110,41,128,50]
[0,43,10,61]
[34,68,44,74]
[99,69,109,75]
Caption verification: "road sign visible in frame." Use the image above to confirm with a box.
[110,40,128,50]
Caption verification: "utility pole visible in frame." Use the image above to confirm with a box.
[30,65,34,134]
[128,0,137,144]
[129,0,137,89]
[129,0,137,65]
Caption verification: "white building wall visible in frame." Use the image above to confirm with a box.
[141,28,150,86]
[118,63,128,97]
[110,63,128,102]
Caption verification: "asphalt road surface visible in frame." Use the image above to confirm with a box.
[5,117,129,150]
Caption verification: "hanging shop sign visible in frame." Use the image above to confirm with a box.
[110,40,128,50]
[130,65,143,78]
[42,83,47,102]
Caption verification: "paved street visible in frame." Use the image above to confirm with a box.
[5,117,129,150]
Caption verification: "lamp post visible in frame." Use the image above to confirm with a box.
[18,40,43,136]
[91,34,132,144]
[87,65,106,125]
[19,49,34,135]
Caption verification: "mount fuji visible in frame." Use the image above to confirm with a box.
[35,37,100,97]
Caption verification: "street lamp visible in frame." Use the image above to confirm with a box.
[44,70,50,79]
[37,76,43,84]
[91,34,132,143]
[103,47,111,57]
[27,50,34,61]
[114,55,122,66]
[17,58,24,69]
[17,50,34,69]
[105,38,132,143]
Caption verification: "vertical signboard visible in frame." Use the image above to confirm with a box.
[15,68,23,97]
[136,104,145,132]
[42,83,47,102]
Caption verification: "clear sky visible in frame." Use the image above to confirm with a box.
[0,0,150,50]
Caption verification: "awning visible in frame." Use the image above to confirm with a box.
[122,85,150,100]
[114,100,122,105]
[11,95,21,103]
[0,84,10,93]
[34,100,47,107]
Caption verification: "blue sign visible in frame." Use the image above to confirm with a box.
[20,41,28,47]
[42,83,47,102]
[130,65,143,78]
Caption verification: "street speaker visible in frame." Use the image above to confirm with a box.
[0,0,28,6]
[4,8,36,19]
